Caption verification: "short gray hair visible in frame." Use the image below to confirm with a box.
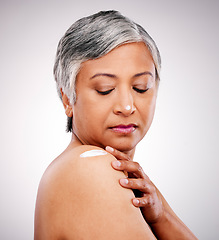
[53,10,161,131]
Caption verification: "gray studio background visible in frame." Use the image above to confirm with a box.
[0,0,218,239]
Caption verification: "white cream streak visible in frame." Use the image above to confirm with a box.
[125,105,131,111]
[80,150,108,158]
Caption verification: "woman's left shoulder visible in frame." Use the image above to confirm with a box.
[35,145,112,202]
[34,145,116,239]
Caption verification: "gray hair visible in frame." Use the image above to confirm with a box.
[53,10,161,132]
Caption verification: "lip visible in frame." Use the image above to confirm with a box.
[109,124,137,134]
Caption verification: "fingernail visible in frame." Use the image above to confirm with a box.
[112,160,121,167]
[133,199,140,206]
[106,146,114,152]
[120,178,129,185]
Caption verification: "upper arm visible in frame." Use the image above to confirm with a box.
[35,146,156,240]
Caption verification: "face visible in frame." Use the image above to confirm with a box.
[71,42,158,153]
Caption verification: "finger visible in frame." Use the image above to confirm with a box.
[132,196,154,208]
[112,160,145,178]
[119,178,154,193]
[105,146,131,161]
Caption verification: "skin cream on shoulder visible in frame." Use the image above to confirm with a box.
[80,149,108,158]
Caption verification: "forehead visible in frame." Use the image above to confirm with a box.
[78,42,155,78]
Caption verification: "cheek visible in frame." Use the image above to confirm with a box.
[139,94,157,125]
[74,94,110,126]
[147,98,157,123]
[83,91,113,114]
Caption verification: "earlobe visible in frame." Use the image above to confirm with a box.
[60,89,73,117]
[65,106,73,117]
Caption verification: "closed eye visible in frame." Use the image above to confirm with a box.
[96,88,115,95]
[133,87,149,93]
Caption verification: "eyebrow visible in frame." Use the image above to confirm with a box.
[90,73,117,80]
[90,71,153,80]
[133,71,153,78]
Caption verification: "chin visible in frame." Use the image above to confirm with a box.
[108,139,139,152]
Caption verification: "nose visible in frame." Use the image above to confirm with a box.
[113,89,136,116]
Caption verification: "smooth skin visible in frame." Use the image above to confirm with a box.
[34,42,197,239]
[35,145,156,239]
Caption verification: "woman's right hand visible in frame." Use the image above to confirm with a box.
[106,146,165,225]
[106,146,198,240]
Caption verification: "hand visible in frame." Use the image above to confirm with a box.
[106,146,164,225]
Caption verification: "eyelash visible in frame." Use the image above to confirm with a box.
[96,89,114,95]
[133,87,149,93]
[96,87,149,95]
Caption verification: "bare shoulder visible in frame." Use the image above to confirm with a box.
[35,145,155,240]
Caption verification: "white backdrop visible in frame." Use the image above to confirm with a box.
[0,0,218,239]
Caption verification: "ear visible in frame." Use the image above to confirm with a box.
[60,89,73,118]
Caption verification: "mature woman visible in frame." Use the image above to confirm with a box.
[34,10,197,239]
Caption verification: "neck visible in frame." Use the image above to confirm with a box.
[123,148,135,161]
[68,133,83,147]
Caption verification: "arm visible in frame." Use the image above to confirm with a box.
[149,186,198,239]
[106,146,198,240]
[34,146,156,240]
